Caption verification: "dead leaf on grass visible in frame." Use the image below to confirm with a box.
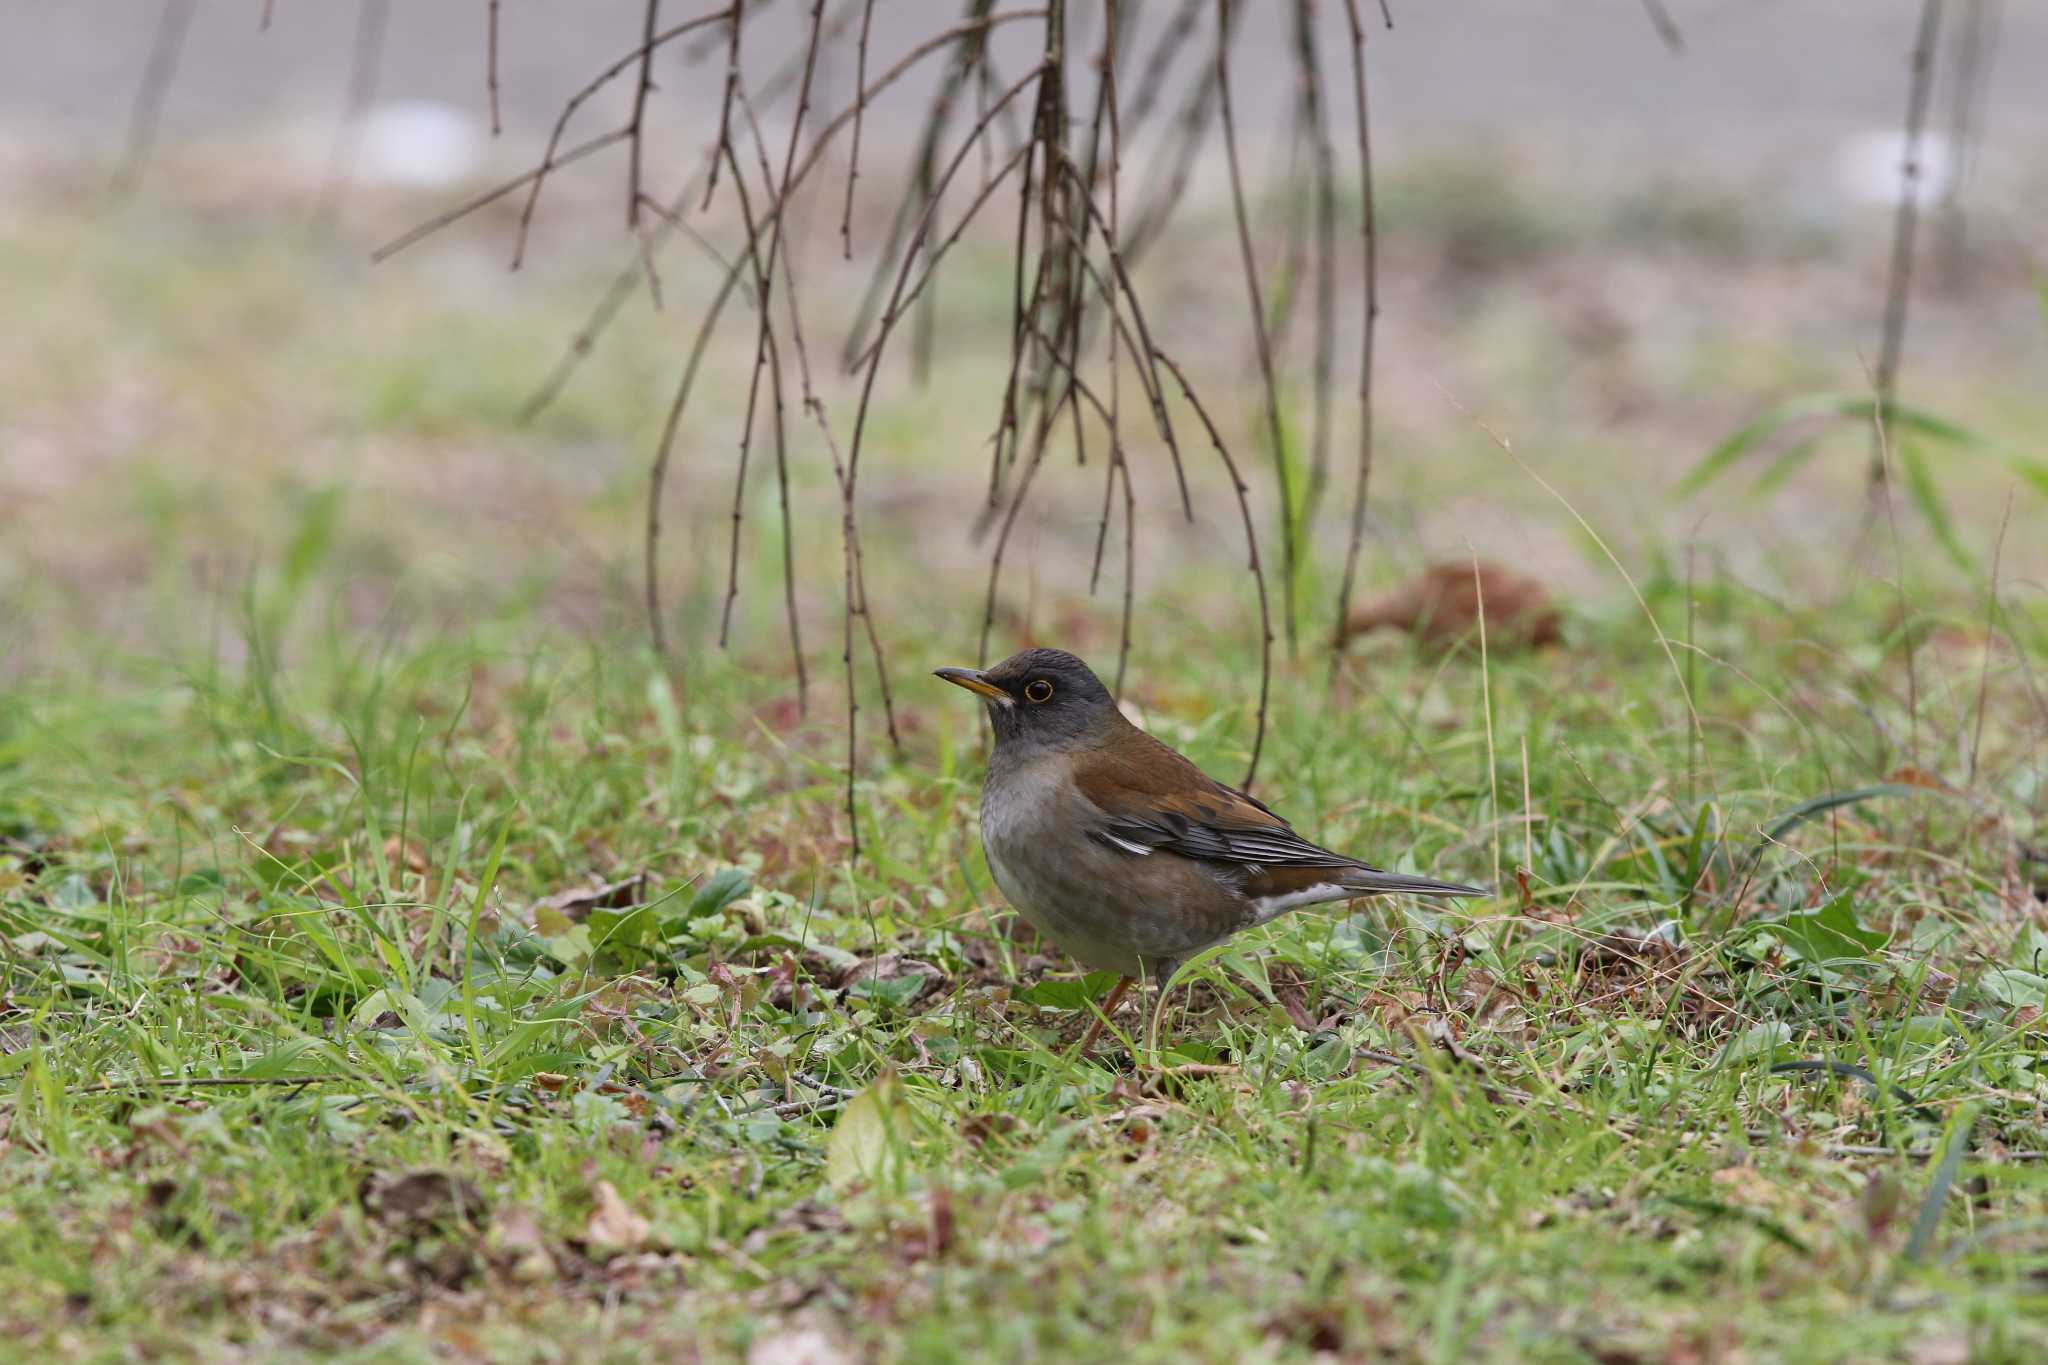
[359,1169,486,1231]
[583,1179,652,1255]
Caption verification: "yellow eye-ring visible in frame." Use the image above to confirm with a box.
[1024,679,1054,703]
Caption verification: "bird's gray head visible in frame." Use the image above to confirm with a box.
[934,648,1117,752]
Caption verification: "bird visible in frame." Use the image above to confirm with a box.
[937,647,1485,1051]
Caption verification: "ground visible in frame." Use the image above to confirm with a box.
[4,36,2048,1360]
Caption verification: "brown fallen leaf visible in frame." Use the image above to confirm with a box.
[381,834,429,874]
[531,872,647,924]
[583,1179,652,1255]
[359,1169,486,1231]
[1339,561,1562,652]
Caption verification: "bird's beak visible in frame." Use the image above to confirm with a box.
[934,666,1010,704]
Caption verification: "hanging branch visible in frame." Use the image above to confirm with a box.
[1293,0,1338,540]
[1093,0,1136,699]
[515,2,867,421]
[1214,0,1297,658]
[1869,0,1947,486]
[1121,0,1203,134]
[1638,0,1685,55]
[1122,0,1240,264]
[1154,350,1272,791]
[500,6,731,269]
[486,0,503,136]
[1936,0,1998,280]
[841,0,876,258]
[1331,0,1381,667]
[700,2,746,211]
[739,2,832,712]
[841,0,999,375]
[627,0,661,228]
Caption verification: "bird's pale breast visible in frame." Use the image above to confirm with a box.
[979,754,1253,978]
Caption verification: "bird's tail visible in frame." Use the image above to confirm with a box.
[1341,867,1488,898]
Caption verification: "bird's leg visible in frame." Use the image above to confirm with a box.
[1076,975,1134,1055]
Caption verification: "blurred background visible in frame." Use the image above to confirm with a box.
[2,0,2044,694]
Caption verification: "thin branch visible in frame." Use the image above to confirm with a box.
[515,3,870,420]
[701,2,746,211]
[841,0,877,258]
[1294,0,1338,539]
[1054,168,1193,518]
[627,0,662,228]
[1936,0,2000,279]
[507,7,729,269]
[1154,349,1272,790]
[372,128,630,264]
[644,255,751,700]
[718,138,772,650]
[748,3,832,712]
[842,0,998,375]
[1214,0,1296,657]
[1870,0,1947,484]
[1638,0,1685,55]
[487,0,503,137]
[115,0,198,199]
[1331,0,1381,666]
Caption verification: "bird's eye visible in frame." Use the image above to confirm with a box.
[1024,679,1054,703]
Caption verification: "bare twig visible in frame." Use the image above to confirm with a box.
[1870,0,1947,484]
[508,7,729,269]
[1214,0,1296,657]
[373,128,631,263]
[115,0,198,198]
[1936,0,1999,279]
[487,0,503,136]
[1638,0,1686,54]
[464,6,1048,411]
[747,4,832,712]
[841,0,877,257]
[1154,349,1272,790]
[515,4,870,420]
[701,3,746,211]
[645,258,751,699]
[842,0,999,375]
[637,9,1049,712]
[1331,0,1381,667]
[1293,0,1338,538]
[627,0,662,228]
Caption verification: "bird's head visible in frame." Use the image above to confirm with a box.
[934,647,1116,751]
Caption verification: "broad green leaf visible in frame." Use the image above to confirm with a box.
[687,868,751,919]
[1768,893,1887,967]
[1014,971,1124,1010]
[825,1071,913,1192]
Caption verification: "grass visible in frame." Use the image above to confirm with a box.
[5,154,2048,1360]
[4,557,2046,1361]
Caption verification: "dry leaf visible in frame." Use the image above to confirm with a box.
[583,1179,651,1254]
[359,1169,485,1231]
[1341,561,1562,652]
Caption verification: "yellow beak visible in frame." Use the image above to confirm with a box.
[934,666,1009,703]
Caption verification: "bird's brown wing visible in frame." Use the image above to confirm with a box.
[1070,726,1355,869]
[1070,723,1486,904]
